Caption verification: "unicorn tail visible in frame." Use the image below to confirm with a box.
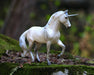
[19,30,28,50]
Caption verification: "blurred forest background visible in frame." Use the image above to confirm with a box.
[0,0,94,58]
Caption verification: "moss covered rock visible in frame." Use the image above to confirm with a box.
[0,63,94,75]
[0,34,21,57]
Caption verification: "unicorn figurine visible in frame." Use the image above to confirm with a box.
[19,10,78,65]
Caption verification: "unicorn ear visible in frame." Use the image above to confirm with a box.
[64,10,68,14]
[64,10,68,18]
[68,14,78,17]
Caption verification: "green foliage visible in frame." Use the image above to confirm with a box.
[0,63,94,75]
[72,42,80,56]
[85,26,91,32]
[0,34,21,57]
[86,14,94,25]
[69,25,77,35]
[60,34,66,42]
[40,4,47,10]
[54,0,61,7]
[30,12,36,19]
[45,14,51,21]
[78,32,85,38]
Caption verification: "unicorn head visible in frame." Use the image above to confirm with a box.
[59,10,78,28]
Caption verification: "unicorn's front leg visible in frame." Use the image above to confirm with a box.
[46,41,51,65]
[57,40,66,58]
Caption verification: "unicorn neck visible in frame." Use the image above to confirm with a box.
[45,17,61,32]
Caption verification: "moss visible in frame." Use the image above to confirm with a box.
[0,34,21,57]
[0,63,94,75]
[0,63,18,75]
[14,64,94,75]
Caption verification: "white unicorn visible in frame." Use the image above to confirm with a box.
[19,10,77,65]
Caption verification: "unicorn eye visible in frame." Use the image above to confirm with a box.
[65,17,68,19]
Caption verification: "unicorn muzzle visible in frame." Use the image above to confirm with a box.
[67,24,71,28]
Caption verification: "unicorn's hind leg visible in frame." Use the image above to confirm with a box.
[21,49,27,57]
[34,42,41,62]
[28,40,35,62]
[19,43,27,57]
[57,40,65,58]
[19,39,27,57]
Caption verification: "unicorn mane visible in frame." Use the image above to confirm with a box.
[46,11,64,26]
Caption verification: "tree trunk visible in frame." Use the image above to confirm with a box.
[1,0,37,40]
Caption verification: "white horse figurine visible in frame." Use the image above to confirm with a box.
[19,10,77,65]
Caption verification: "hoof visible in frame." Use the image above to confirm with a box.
[32,59,35,63]
[47,59,51,65]
[37,60,41,62]
[57,55,61,59]
[47,62,51,65]
[35,59,41,63]
[21,54,25,58]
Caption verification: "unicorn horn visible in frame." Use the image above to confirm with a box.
[68,14,78,17]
